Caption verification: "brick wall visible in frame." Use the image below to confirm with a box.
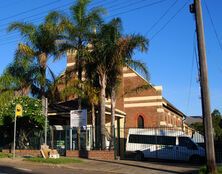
[2,149,115,160]
[2,149,41,157]
[66,150,115,160]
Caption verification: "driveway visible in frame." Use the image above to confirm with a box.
[0,158,199,174]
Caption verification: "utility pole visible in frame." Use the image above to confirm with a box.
[190,0,217,173]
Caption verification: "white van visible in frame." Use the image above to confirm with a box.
[126,128,205,162]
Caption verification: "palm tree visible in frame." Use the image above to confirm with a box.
[8,14,62,101]
[5,52,39,96]
[48,0,105,109]
[87,19,120,149]
[0,51,36,107]
[88,18,149,149]
[108,35,149,148]
[8,14,63,144]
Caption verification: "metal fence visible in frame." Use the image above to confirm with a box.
[1,125,221,163]
[116,127,222,163]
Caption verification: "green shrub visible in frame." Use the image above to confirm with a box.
[199,166,222,174]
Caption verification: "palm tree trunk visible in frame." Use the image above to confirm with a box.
[99,73,107,149]
[77,42,83,110]
[39,53,47,144]
[77,59,82,110]
[110,87,116,149]
[91,104,95,149]
[77,51,82,150]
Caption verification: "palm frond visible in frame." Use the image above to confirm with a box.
[126,59,150,81]
[17,43,35,57]
[123,84,152,97]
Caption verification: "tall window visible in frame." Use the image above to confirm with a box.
[137,116,144,128]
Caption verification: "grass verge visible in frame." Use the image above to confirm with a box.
[0,152,12,158]
[24,157,83,164]
[199,165,222,174]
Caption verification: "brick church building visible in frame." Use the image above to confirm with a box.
[60,51,185,130]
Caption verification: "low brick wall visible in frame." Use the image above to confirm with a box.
[1,149,115,160]
[66,150,115,160]
[2,149,40,157]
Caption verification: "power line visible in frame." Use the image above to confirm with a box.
[0,0,63,23]
[149,0,189,41]
[108,0,168,18]
[203,0,222,53]
[0,1,74,32]
[186,30,197,114]
[0,0,168,46]
[0,1,166,39]
[0,0,129,36]
[89,0,120,10]
[145,0,178,36]
[0,0,22,10]
[108,0,148,13]
[194,33,200,80]
[0,39,20,46]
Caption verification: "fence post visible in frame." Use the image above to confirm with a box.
[155,128,158,159]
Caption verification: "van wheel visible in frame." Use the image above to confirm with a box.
[135,151,144,161]
[189,155,201,164]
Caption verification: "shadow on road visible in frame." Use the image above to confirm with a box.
[87,158,199,174]
[0,165,32,174]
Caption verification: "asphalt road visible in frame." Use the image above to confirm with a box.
[0,158,199,174]
[0,164,118,174]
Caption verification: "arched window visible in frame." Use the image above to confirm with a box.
[137,116,144,128]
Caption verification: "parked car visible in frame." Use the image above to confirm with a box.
[126,128,205,163]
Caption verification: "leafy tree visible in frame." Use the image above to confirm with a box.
[0,73,15,109]
[211,109,222,140]
[190,122,204,135]
[190,109,222,140]
[0,96,44,149]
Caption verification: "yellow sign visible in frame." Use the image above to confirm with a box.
[15,104,23,117]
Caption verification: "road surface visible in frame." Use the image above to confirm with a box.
[0,158,199,174]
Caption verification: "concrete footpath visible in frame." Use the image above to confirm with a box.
[0,158,200,174]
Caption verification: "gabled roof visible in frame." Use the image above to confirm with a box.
[162,98,185,118]
[126,66,186,117]
[184,116,203,125]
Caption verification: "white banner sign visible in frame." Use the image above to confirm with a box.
[70,109,87,128]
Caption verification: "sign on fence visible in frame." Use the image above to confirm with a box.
[70,109,87,128]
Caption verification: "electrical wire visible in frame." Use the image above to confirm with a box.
[203,0,222,53]
[0,0,138,36]
[0,0,173,46]
[108,0,148,13]
[0,0,166,43]
[145,0,178,36]
[0,0,63,23]
[107,0,168,18]
[149,0,189,41]
[186,30,196,114]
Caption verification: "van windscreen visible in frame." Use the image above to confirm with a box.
[129,134,176,145]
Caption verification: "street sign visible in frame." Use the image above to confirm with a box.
[13,103,23,159]
[15,104,23,117]
[70,109,87,128]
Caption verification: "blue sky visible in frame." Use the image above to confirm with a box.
[0,0,221,116]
